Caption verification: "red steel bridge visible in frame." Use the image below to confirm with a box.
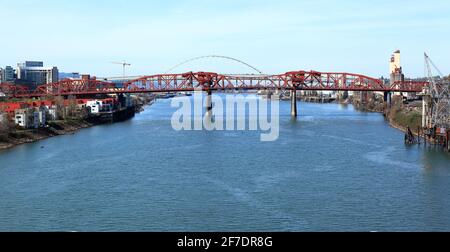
[0,71,429,98]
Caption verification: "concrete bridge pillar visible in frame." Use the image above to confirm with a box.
[447,130,450,152]
[360,91,366,104]
[206,89,213,114]
[422,94,431,128]
[291,88,297,117]
[384,91,392,107]
[422,97,427,128]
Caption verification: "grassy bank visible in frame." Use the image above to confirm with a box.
[388,108,422,133]
[385,96,423,135]
[351,94,423,136]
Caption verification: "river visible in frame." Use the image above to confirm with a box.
[0,95,449,231]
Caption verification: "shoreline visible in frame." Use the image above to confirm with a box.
[314,99,418,137]
[0,120,96,151]
[0,96,156,152]
[351,101,425,139]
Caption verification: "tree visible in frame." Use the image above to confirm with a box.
[0,111,11,138]
[66,96,77,118]
[55,95,66,120]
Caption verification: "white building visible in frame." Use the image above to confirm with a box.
[87,100,101,114]
[14,107,47,128]
[15,109,30,128]
[47,106,58,121]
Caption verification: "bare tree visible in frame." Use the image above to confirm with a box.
[67,95,78,118]
[55,95,66,120]
[0,110,11,138]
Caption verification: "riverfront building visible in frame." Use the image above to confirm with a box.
[14,107,46,129]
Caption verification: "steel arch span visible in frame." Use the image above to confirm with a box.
[2,70,429,98]
[165,55,265,75]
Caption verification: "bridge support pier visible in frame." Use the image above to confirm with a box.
[206,90,213,114]
[422,97,427,128]
[360,91,367,105]
[384,91,392,107]
[422,93,431,128]
[291,88,297,117]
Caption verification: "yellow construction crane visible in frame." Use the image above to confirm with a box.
[111,60,131,79]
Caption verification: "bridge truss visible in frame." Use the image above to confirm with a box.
[1,71,429,98]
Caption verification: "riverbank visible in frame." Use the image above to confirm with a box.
[350,95,423,136]
[0,119,96,151]
[386,106,422,135]
[0,94,156,151]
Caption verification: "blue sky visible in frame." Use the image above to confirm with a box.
[1,0,449,78]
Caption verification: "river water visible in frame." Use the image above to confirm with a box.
[0,95,449,231]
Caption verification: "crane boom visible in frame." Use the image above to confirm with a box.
[111,60,131,78]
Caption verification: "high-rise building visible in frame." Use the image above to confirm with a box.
[16,61,58,89]
[0,66,15,83]
[18,61,44,68]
